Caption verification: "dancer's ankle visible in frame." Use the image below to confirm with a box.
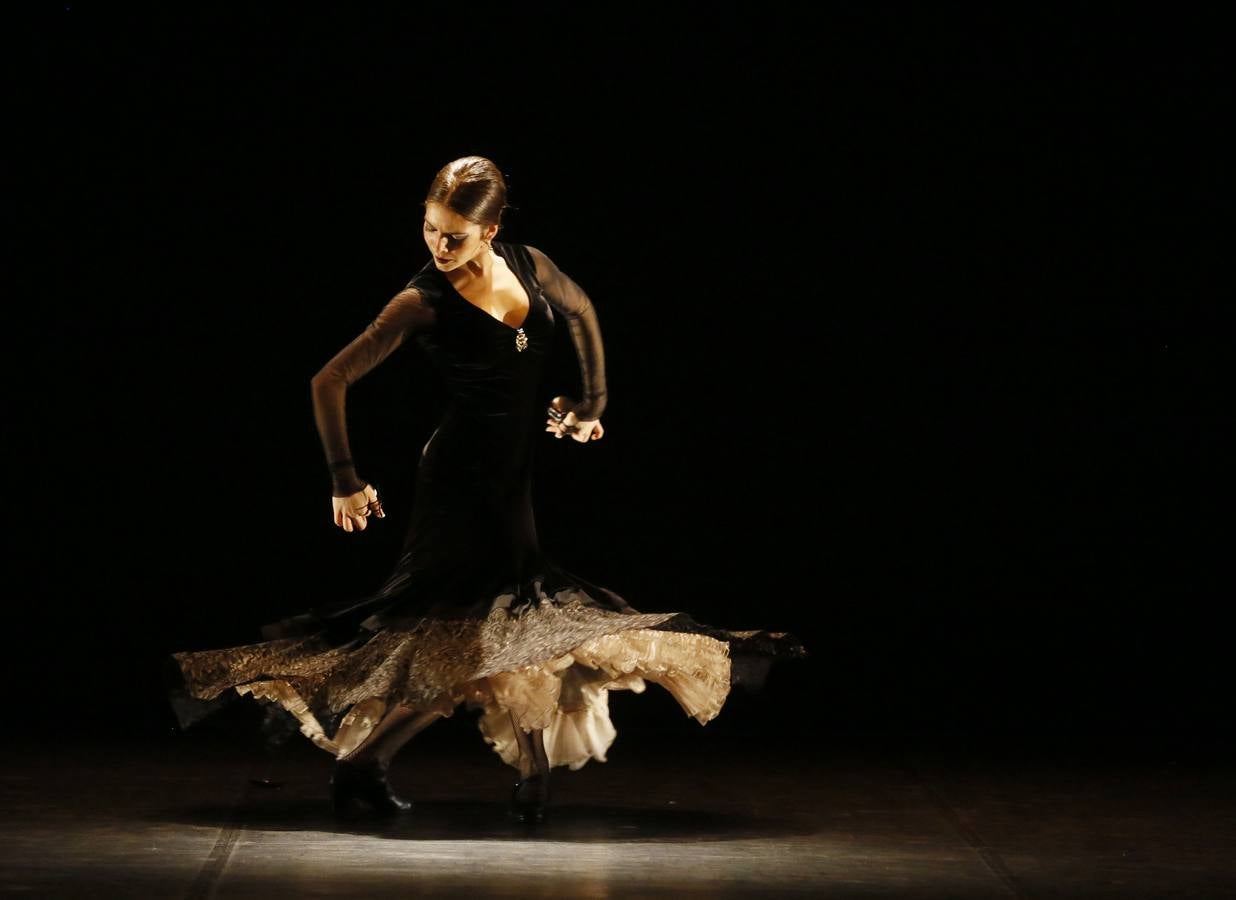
[338,742,380,767]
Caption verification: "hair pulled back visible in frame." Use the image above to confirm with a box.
[423,156,512,231]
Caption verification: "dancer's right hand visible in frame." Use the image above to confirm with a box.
[332,483,385,532]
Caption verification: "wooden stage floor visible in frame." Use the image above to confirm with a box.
[1,725,1231,898]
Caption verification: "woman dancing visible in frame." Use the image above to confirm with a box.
[166,156,806,824]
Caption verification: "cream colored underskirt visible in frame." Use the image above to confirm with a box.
[235,627,731,771]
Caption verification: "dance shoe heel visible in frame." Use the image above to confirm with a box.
[330,757,413,817]
[507,773,550,823]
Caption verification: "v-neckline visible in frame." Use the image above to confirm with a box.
[441,241,532,331]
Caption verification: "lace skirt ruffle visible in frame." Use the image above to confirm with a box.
[476,627,730,770]
[168,597,736,771]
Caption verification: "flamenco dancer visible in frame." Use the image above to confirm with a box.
[166,156,806,824]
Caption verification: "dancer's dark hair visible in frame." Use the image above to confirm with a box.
[424,156,513,230]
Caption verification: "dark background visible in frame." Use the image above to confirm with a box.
[11,5,1227,751]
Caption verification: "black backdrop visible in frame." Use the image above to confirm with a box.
[11,4,1227,747]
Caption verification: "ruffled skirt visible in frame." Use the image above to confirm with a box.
[167,590,805,772]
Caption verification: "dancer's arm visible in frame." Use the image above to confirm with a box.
[311,287,436,496]
[524,244,608,422]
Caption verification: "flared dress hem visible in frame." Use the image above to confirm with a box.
[167,594,786,773]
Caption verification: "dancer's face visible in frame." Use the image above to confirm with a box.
[423,201,496,269]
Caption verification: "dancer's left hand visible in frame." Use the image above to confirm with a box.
[546,411,603,442]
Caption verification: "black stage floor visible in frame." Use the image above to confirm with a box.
[2,726,1232,898]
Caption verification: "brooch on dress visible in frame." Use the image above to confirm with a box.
[515,327,528,352]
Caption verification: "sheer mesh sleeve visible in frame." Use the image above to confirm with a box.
[310,287,437,496]
[524,244,608,422]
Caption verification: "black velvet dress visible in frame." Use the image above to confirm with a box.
[167,240,806,772]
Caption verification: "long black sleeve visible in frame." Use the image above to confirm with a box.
[311,287,437,496]
[524,244,608,422]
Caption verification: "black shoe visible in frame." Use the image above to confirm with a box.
[507,772,550,823]
[330,757,413,817]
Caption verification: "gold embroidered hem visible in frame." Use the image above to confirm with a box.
[169,596,740,770]
[225,627,731,769]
